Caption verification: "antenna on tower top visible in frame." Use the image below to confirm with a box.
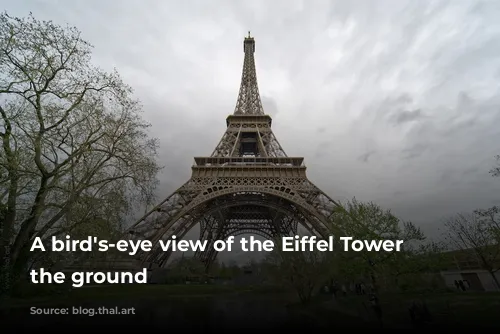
[248,31,251,38]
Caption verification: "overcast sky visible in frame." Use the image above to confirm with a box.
[4,0,500,263]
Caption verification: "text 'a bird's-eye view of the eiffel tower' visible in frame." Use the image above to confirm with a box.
[105,33,343,272]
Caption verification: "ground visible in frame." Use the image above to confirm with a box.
[1,284,498,330]
[328,290,500,328]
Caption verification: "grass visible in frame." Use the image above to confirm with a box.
[6,283,497,328]
[331,291,500,327]
[1,284,383,330]
[2,283,289,309]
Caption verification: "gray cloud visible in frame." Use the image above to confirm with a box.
[358,150,376,163]
[401,143,428,160]
[393,109,424,125]
[4,0,500,262]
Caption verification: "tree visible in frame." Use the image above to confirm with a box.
[490,155,500,177]
[330,198,434,291]
[263,239,338,304]
[167,256,206,283]
[444,212,500,289]
[474,206,500,243]
[0,12,161,295]
[382,240,446,292]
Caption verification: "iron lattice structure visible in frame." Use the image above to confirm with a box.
[126,34,341,269]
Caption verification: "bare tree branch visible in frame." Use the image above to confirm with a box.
[0,12,161,292]
[443,211,500,289]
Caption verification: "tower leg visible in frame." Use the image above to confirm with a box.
[195,214,225,268]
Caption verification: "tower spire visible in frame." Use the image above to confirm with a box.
[233,34,265,115]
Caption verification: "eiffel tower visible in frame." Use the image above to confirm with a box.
[125,33,341,270]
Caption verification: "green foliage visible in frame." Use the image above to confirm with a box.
[330,198,443,291]
[474,206,500,243]
[0,12,161,291]
[166,256,206,283]
[262,239,338,304]
[331,197,424,242]
[443,210,500,288]
[259,198,446,297]
[211,261,243,279]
